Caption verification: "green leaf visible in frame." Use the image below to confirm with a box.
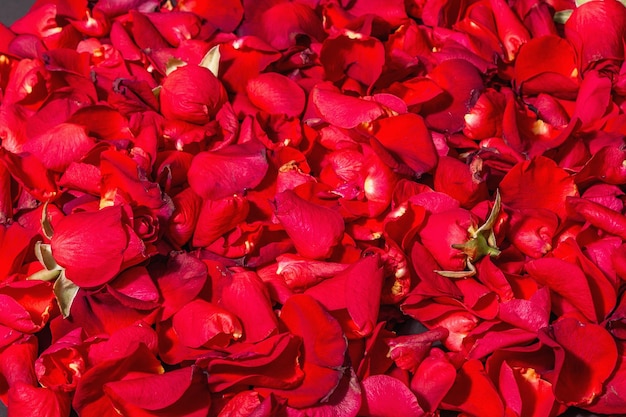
[554,9,573,24]
[199,45,220,77]
[53,271,79,318]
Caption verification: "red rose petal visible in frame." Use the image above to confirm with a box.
[246,72,306,117]
[51,206,127,288]
[188,141,268,200]
[360,374,424,417]
[274,189,345,260]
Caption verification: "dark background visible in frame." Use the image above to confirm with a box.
[1,0,37,26]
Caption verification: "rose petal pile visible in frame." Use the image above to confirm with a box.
[1,0,626,416]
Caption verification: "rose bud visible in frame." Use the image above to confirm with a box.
[160,65,228,124]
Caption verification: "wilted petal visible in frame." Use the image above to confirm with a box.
[188,141,268,200]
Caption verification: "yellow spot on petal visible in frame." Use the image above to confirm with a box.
[531,119,550,136]
[570,67,579,79]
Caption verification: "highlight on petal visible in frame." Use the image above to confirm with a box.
[50,206,128,288]
[274,189,345,260]
[188,141,268,200]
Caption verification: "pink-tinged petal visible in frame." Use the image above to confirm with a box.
[499,156,578,220]
[23,123,94,172]
[193,195,250,247]
[151,252,207,320]
[514,35,578,98]
[499,286,550,332]
[202,332,304,392]
[321,32,385,87]
[217,270,278,343]
[246,73,306,117]
[359,374,424,417]
[567,196,626,240]
[441,359,505,416]
[188,141,268,200]
[526,257,597,322]
[8,382,70,417]
[51,206,127,288]
[369,113,438,176]
[423,59,484,133]
[565,0,626,71]
[411,348,457,413]
[539,318,618,406]
[178,0,243,32]
[262,294,346,408]
[274,189,345,260]
[310,83,385,129]
[160,65,228,124]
